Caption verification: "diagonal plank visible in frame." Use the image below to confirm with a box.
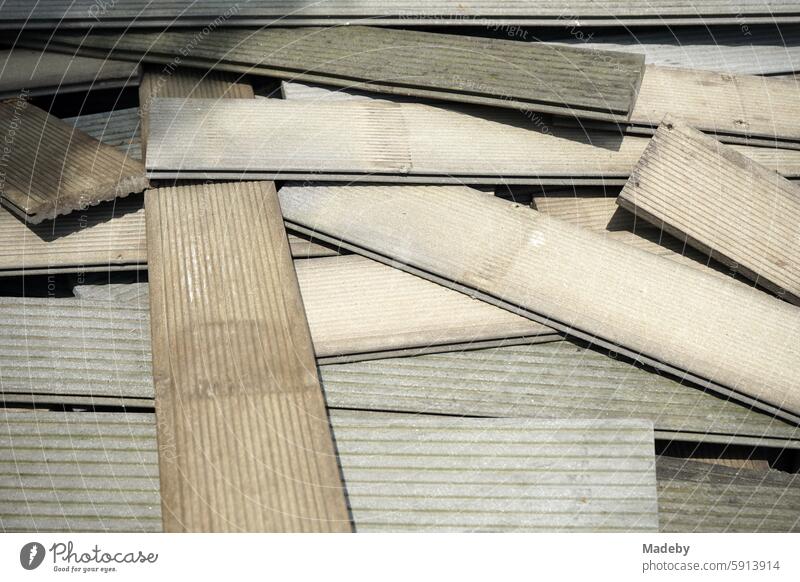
[146,180,351,532]
[279,183,800,424]
[618,117,800,306]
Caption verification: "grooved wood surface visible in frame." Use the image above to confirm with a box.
[618,119,800,305]
[629,66,800,144]
[0,195,334,277]
[139,66,254,158]
[279,183,800,422]
[65,107,142,161]
[6,1,800,27]
[145,181,351,532]
[0,100,148,223]
[0,48,140,99]
[27,27,645,122]
[146,98,800,184]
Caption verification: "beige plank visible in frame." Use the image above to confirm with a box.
[146,181,351,532]
[0,99,148,224]
[139,65,253,158]
[279,183,800,423]
[618,117,800,305]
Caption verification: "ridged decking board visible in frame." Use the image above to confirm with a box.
[0,100,148,223]
[0,297,154,400]
[0,196,145,276]
[73,283,150,303]
[618,119,800,306]
[145,98,800,185]
[331,412,658,532]
[319,343,800,449]
[139,66,254,158]
[65,107,142,161]
[279,184,800,424]
[552,26,800,75]
[0,195,332,277]
[146,181,350,532]
[531,193,760,289]
[4,291,795,446]
[27,27,645,122]
[0,49,140,99]
[0,411,161,533]
[6,2,800,27]
[565,66,800,148]
[657,458,800,532]
[0,410,659,533]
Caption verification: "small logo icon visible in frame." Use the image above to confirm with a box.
[20,542,45,570]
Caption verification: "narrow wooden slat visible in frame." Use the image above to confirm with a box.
[618,118,800,305]
[279,183,800,423]
[146,181,351,532]
[0,100,148,224]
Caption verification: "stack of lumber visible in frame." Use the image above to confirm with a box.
[1,4,799,534]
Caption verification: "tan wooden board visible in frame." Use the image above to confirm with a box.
[146,180,351,532]
[0,100,147,224]
[618,118,800,305]
[279,183,800,424]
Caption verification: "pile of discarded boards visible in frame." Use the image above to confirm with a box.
[1,4,800,533]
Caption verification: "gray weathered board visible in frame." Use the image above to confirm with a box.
[26,27,645,122]
[551,26,800,76]
[65,107,142,161]
[3,295,798,449]
[145,98,800,185]
[657,457,800,532]
[279,183,800,424]
[0,410,659,533]
[618,118,800,306]
[146,181,351,531]
[0,48,140,99]
[4,1,800,27]
[0,100,147,223]
[0,197,335,277]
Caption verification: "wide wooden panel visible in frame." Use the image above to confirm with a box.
[146,180,351,532]
[279,183,800,423]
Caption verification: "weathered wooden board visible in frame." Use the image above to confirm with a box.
[145,98,800,184]
[0,100,148,223]
[139,66,253,158]
[26,27,645,122]
[0,48,140,99]
[618,118,800,305]
[5,1,800,27]
[146,181,351,532]
[279,183,800,424]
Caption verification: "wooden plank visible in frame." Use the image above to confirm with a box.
[5,2,800,28]
[27,27,646,122]
[146,180,351,532]
[279,183,800,424]
[0,100,148,223]
[0,48,140,99]
[618,118,800,305]
[139,65,253,158]
[145,98,800,184]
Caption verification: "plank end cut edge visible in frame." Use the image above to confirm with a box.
[145,180,352,532]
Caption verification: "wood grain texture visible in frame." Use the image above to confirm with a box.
[629,66,800,145]
[146,98,800,184]
[139,65,253,158]
[279,183,800,423]
[27,26,646,122]
[0,100,148,224]
[146,180,351,532]
[618,118,800,305]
